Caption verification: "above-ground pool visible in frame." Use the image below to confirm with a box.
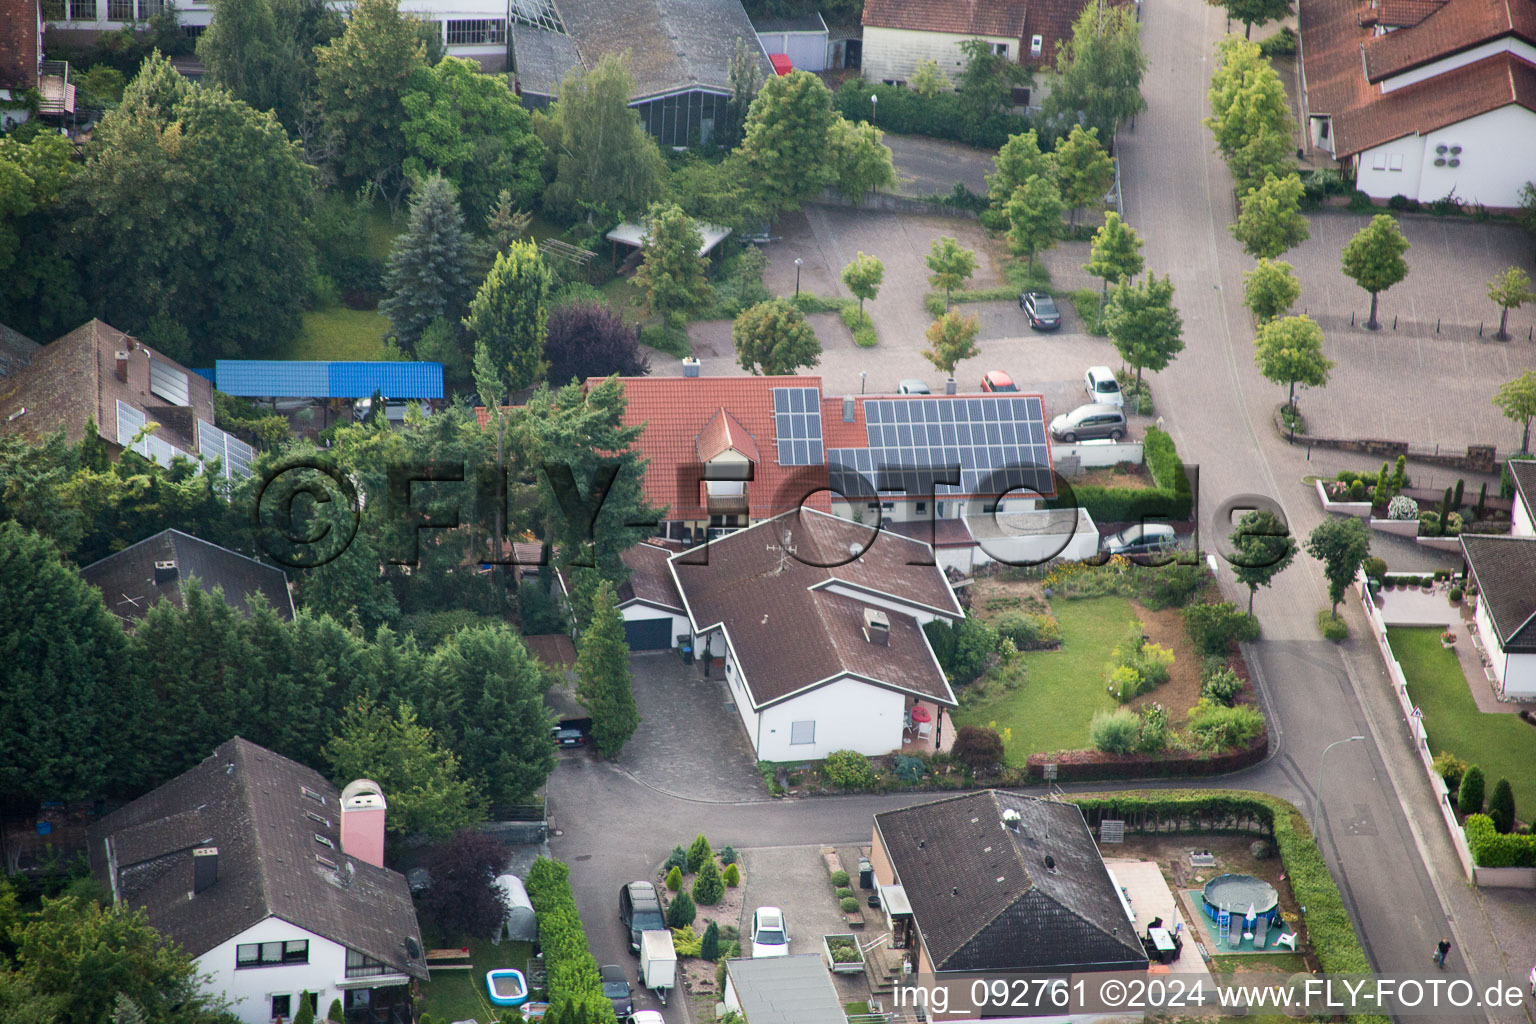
[486,968,529,1007]
[1201,874,1279,925]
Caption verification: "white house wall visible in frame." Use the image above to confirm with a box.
[817,582,954,625]
[1513,496,1533,538]
[1473,595,1508,688]
[1377,37,1536,93]
[714,631,763,746]
[197,918,347,1024]
[1504,652,1536,698]
[620,603,691,647]
[755,676,906,760]
[830,496,1039,525]
[862,26,1017,85]
[1355,105,1536,208]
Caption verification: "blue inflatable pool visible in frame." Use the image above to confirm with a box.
[486,968,529,1006]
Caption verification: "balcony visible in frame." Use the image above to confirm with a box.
[704,480,748,516]
[38,61,75,116]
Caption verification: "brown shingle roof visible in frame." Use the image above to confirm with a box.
[1509,458,1536,520]
[79,529,295,624]
[1363,0,1536,81]
[0,0,38,90]
[882,517,976,548]
[89,738,427,978]
[862,0,1027,39]
[875,791,1149,973]
[1333,52,1536,155]
[670,508,962,707]
[619,541,685,611]
[1461,534,1536,653]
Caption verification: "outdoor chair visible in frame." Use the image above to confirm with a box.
[1274,926,1297,952]
[1252,917,1268,948]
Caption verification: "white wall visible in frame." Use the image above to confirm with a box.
[1474,595,1507,687]
[1513,494,1533,538]
[830,496,1039,524]
[620,603,691,647]
[1052,440,1143,472]
[714,631,763,746]
[1377,37,1536,93]
[755,676,907,760]
[1505,652,1536,698]
[47,0,211,31]
[816,582,955,625]
[757,30,828,71]
[198,918,346,1024]
[862,26,1017,85]
[1356,105,1536,208]
[723,973,743,1014]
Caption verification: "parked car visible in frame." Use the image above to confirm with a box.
[1020,291,1061,330]
[1102,523,1178,556]
[619,882,665,953]
[600,964,634,1018]
[750,907,790,958]
[1049,403,1128,442]
[980,370,1019,393]
[627,1014,666,1024]
[1084,365,1124,407]
[552,726,585,748]
[897,379,931,394]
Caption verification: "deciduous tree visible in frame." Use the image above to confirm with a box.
[735,70,837,216]
[719,37,765,149]
[827,116,896,204]
[419,830,511,940]
[1229,508,1298,614]
[198,0,339,131]
[1052,124,1114,227]
[1043,3,1147,141]
[1254,314,1332,415]
[1341,214,1409,329]
[632,202,713,324]
[1493,370,1536,453]
[1084,212,1144,293]
[1004,175,1065,270]
[1206,37,1293,190]
[926,236,977,309]
[733,299,821,375]
[466,239,552,390]
[910,58,951,97]
[1486,266,1533,341]
[315,0,426,190]
[1242,258,1300,323]
[840,252,885,318]
[576,580,641,757]
[1104,274,1184,386]
[1220,0,1293,38]
[955,37,1031,124]
[922,310,981,378]
[1231,172,1309,258]
[380,173,474,352]
[986,129,1052,225]
[544,301,650,387]
[1305,516,1371,618]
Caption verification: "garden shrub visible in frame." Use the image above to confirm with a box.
[700,920,720,962]
[923,614,999,686]
[664,866,682,892]
[993,610,1062,650]
[718,845,737,865]
[1106,663,1145,703]
[836,887,854,901]
[1417,510,1440,535]
[1135,703,1169,753]
[1258,25,1297,56]
[1464,813,1536,866]
[1431,751,1468,790]
[670,924,702,956]
[1137,643,1175,687]
[1090,708,1140,753]
[526,857,620,1024]
[516,579,569,635]
[1187,699,1266,751]
[687,834,713,873]
[692,860,725,905]
[1459,767,1486,814]
[1449,586,1463,602]
[823,750,878,790]
[1200,664,1244,706]
[1361,557,1388,580]
[1134,562,1211,611]
[1487,778,1516,834]
[1317,609,1348,641]
[328,999,343,1023]
[953,725,1006,772]
[832,79,1031,149]
[1387,496,1418,520]
[723,863,740,887]
[1184,601,1260,656]
[666,890,696,927]
[893,754,926,783]
[664,845,688,873]
[399,609,500,650]
[829,869,850,888]
[1348,479,1366,501]
[840,897,860,913]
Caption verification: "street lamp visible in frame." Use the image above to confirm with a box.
[870,94,878,124]
[794,257,803,297]
[859,371,867,394]
[1313,736,1366,827]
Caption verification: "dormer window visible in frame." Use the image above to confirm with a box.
[301,786,326,805]
[315,833,335,849]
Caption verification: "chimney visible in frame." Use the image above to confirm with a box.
[1001,808,1022,832]
[682,357,701,378]
[115,350,130,382]
[339,779,387,869]
[842,397,855,423]
[945,378,957,395]
[863,608,890,646]
[193,846,218,894]
[154,560,179,584]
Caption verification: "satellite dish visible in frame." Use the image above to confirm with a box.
[405,936,422,959]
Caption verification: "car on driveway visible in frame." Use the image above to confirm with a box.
[601,964,634,1018]
[897,379,931,394]
[1020,291,1061,330]
[750,907,790,958]
[980,370,1019,393]
[1049,403,1127,442]
[1084,365,1124,407]
[627,1014,666,1024]
[620,882,665,954]
[552,726,585,748]
[1102,523,1178,556]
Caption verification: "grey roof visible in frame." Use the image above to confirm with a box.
[514,0,774,102]
[726,955,846,1024]
[875,791,1149,973]
[751,13,828,34]
[1461,534,1536,653]
[89,738,427,979]
[0,322,39,377]
[1510,459,1536,521]
[79,528,295,624]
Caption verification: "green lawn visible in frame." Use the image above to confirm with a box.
[416,938,531,1024]
[1388,626,1536,814]
[289,307,391,361]
[953,596,1136,764]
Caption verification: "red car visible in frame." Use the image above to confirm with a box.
[980,370,1019,393]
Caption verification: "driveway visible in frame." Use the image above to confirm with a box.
[613,652,767,803]
[884,134,996,198]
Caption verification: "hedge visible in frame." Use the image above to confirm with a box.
[526,857,619,1024]
[1464,813,1536,867]
[1047,426,1193,522]
[832,80,1032,150]
[1027,731,1267,781]
[1071,790,1382,1022]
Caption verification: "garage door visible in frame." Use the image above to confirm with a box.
[624,618,673,650]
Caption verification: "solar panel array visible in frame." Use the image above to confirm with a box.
[197,419,255,480]
[116,399,195,470]
[148,358,190,406]
[827,396,1053,498]
[772,387,824,466]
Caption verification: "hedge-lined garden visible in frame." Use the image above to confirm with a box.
[1072,789,1382,1023]
[1048,426,1193,522]
[526,857,619,1024]
[1463,813,1536,867]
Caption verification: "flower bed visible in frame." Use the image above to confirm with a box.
[1025,731,1267,781]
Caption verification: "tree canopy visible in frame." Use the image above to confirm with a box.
[314,0,426,190]
[926,236,978,309]
[576,579,640,756]
[466,239,553,391]
[1242,258,1300,323]
[955,37,1031,124]
[1231,172,1309,259]
[986,130,1052,227]
[380,173,474,353]
[1341,214,1409,329]
[1104,274,1184,385]
[1084,212,1144,293]
[841,252,885,318]
[632,202,713,323]
[1306,516,1371,617]
[544,301,650,388]
[1206,37,1293,191]
[197,0,339,132]
[1493,371,1536,453]
[735,70,838,216]
[923,310,982,377]
[1052,124,1114,227]
[827,117,896,204]
[1044,3,1148,141]
[1486,266,1533,341]
[1229,508,1298,614]
[1004,175,1065,270]
[733,299,822,376]
[1254,314,1332,410]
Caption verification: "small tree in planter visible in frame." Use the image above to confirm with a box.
[665,865,683,891]
[687,834,713,872]
[1458,765,1485,815]
[692,860,725,905]
[667,890,697,927]
[1487,778,1516,833]
[701,919,721,961]
[723,863,740,887]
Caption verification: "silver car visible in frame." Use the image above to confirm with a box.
[897,379,931,394]
[1102,523,1178,555]
[1049,403,1127,442]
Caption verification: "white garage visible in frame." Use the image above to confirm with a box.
[752,14,830,72]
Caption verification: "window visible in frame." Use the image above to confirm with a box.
[915,501,928,514]
[1030,34,1043,57]
[445,18,506,44]
[314,833,334,849]
[301,786,325,805]
[790,721,815,745]
[881,79,906,88]
[272,995,292,1020]
[181,23,204,37]
[67,0,93,20]
[306,810,330,826]
[1010,86,1031,107]
[138,0,160,14]
[1371,152,1387,170]
[346,948,393,979]
[1389,153,1403,171]
[316,854,337,868]
[993,42,1008,56]
[235,940,308,969]
[107,0,132,18]
[982,502,998,514]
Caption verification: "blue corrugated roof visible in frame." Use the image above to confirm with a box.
[214,361,444,399]
[190,367,215,382]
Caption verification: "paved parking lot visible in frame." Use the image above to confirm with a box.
[613,653,766,802]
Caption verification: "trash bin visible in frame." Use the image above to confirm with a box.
[858,857,873,890]
[679,639,693,665]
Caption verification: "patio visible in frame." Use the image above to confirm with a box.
[1102,859,1210,977]
[899,701,955,755]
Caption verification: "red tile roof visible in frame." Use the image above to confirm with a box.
[0,0,38,91]
[1364,0,1536,81]
[695,407,760,463]
[1334,52,1536,153]
[1375,0,1447,27]
[671,509,962,708]
[863,0,1027,39]
[594,375,830,522]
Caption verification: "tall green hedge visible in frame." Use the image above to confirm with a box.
[1071,789,1383,1024]
[526,857,619,1024]
[832,81,1033,150]
[1464,813,1536,866]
